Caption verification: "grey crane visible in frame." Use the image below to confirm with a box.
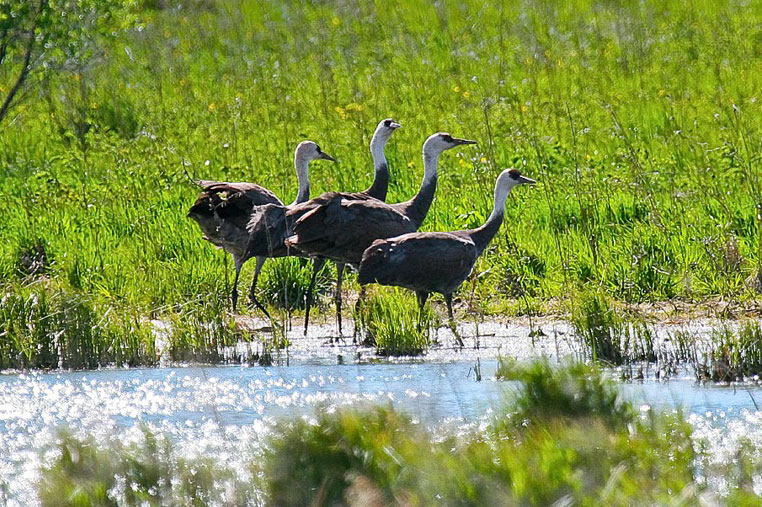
[245,118,401,333]
[187,141,335,314]
[357,168,535,346]
[284,132,476,336]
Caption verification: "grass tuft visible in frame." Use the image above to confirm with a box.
[496,358,633,428]
[258,259,332,311]
[570,290,657,365]
[355,288,434,356]
[700,322,762,382]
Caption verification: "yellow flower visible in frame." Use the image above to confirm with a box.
[208,103,216,111]
[452,86,461,93]
[407,160,415,168]
[345,102,363,112]
[459,158,467,167]
[463,91,471,99]
[480,157,488,164]
[658,89,666,97]
[332,17,340,26]
[335,106,347,119]
[521,104,529,113]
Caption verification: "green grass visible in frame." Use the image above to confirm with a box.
[3,0,762,367]
[36,362,762,505]
[258,258,332,311]
[691,321,762,381]
[570,289,657,365]
[39,429,260,506]
[355,287,435,356]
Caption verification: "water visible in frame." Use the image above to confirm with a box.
[1,319,759,504]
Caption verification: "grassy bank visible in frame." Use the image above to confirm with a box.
[34,362,762,505]
[2,0,762,366]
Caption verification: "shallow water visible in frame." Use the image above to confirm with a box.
[1,319,759,505]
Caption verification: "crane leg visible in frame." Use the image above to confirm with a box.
[304,258,325,336]
[416,291,429,315]
[445,293,464,348]
[416,291,429,331]
[353,285,367,345]
[248,256,272,320]
[334,262,345,341]
[231,255,243,312]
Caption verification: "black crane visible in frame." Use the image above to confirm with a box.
[246,119,401,333]
[187,141,335,313]
[358,168,535,346]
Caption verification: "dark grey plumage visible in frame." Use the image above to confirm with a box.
[188,141,334,313]
[246,118,401,334]
[358,168,536,346]
[188,181,281,259]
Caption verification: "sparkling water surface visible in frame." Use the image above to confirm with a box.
[1,319,760,504]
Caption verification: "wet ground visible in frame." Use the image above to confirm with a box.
[1,318,760,505]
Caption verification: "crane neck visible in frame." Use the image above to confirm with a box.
[292,155,310,205]
[398,149,439,229]
[469,182,512,253]
[364,131,390,201]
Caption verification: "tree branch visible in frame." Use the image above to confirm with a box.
[0,0,47,125]
[0,27,35,124]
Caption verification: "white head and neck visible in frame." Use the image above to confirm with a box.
[365,118,401,201]
[292,141,336,205]
[401,132,477,228]
[471,168,536,252]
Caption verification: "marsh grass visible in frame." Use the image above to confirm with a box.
[0,283,156,369]
[696,322,762,382]
[260,361,722,505]
[570,290,657,365]
[258,258,332,311]
[355,288,435,356]
[495,358,633,427]
[164,299,240,363]
[39,430,259,506]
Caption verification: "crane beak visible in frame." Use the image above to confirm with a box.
[390,121,402,129]
[319,152,337,162]
[518,175,536,185]
[452,138,477,146]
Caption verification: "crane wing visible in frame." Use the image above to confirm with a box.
[359,232,478,294]
[285,196,415,265]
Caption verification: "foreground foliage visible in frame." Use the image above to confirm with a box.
[38,362,762,505]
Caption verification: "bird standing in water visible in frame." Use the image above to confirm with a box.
[246,119,401,334]
[284,132,476,338]
[358,168,536,346]
[187,141,335,313]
